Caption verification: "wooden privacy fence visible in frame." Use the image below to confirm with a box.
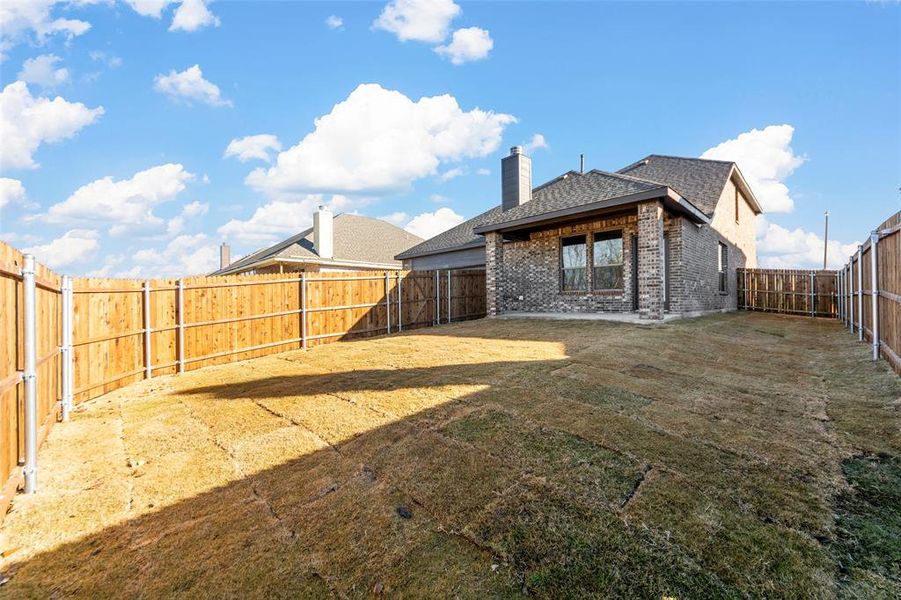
[738,268,838,317]
[0,238,486,513]
[836,210,900,374]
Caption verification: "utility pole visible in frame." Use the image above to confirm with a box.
[823,210,829,270]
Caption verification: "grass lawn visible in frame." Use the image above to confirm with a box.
[0,312,898,598]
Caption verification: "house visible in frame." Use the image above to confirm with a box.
[212,207,423,275]
[396,147,761,319]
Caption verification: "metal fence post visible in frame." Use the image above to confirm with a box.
[22,254,38,493]
[301,273,307,350]
[447,270,452,323]
[435,270,440,325]
[396,272,402,332]
[143,281,152,379]
[870,231,879,361]
[848,261,854,333]
[60,275,73,421]
[385,271,391,334]
[177,278,185,373]
[810,271,815,317]
[857,245,863,342]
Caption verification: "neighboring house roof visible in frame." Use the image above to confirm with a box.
[213,213,423,275]
[617,154,762,216]
[397,154,755,261]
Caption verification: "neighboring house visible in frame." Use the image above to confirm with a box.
[396,147,761,319]
[212,207,423,275]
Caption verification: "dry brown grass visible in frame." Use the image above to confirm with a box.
[0,312,898,598]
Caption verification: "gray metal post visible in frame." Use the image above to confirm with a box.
[22,254,38,493]
[435,270,440,325]
[60,275,73,421]
[301,273,307,349]
[857,246,863,341]
[143,281,152,379]
[870,231,879,361]
[838,270,844,323]
[447,270,451,323]
[848,261,854,332]
[385,272,391,334]
[396,272,402,332]
[177,278,185,373]
[810,271,815,317]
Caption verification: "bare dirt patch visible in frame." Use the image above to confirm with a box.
[1,312,898,597]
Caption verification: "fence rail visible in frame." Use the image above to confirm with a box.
[0,237,486,516]
[837,210,900,374]
[737,268,838,318]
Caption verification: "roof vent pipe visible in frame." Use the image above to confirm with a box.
[501,146,532,211]
[580,154,585,174]
[313,205,334,259]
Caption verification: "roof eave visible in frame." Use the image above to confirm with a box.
[473,186,708,235]
[210,255,401,276]
[395,239,486,260]
[728,164,764,214]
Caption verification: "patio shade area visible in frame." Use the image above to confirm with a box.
[0,313,898,597]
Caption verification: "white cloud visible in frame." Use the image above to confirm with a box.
[757,216,859,269]
[403,207,464,239]
[217,195,350,245]
[130,233,219,277]
[43,163,194,235]
[524,133,548,153]
[434,27,493,64]
[89,50,122,68]
[181,200,208,216]
[379,211,408,227]
[153,64,231,107]
[224,134,282,163]
[246,83,515,197]
[326,15,343,29]
[0,81,104,170]
[430,193,449,203]
[0,231,41,246]
[169,0,219,32]
[373,0,460,43]
[0,1,91,60]
[438,166,465,182]
[0,178,26,209]
[476,168,490,176]
[701,124,805,213]
[18,54,69,88]
[23,228,99,269]
[124,0,173,18]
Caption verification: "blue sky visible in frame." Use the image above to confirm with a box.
[1,0,898,276]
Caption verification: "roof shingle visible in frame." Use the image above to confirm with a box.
[215,213,423,275]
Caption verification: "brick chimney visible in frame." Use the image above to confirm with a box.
[313,206,334,259]
[501,146,532,211]
[219,242,230,270]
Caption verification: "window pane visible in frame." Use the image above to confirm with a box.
[593,231,623,268]
[562,268,587,291]
[562,236,586,269]
[593,265,624,289]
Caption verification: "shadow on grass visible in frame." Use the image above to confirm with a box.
[5,313,892,597]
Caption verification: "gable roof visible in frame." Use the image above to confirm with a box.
[397,154,755,260]
[617,154,737,216]
[214,213,423,275]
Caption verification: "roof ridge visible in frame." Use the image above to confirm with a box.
[586,168,664,187]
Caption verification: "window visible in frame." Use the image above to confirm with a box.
[592,230,624,290]
[735,188,740,224]
[717,242,728,293]
[561,235,587,291]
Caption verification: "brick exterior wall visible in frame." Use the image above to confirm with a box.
[637,200,665,319]
[491,213,639,314]
[485,232,503,315]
